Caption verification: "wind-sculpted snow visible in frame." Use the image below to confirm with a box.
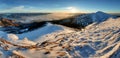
[0,17,120,58]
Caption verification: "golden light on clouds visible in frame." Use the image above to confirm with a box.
[66,7,79,13]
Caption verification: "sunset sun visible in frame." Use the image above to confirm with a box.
[66,7,79,13]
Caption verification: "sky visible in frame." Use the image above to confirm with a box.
[0,0,120,13]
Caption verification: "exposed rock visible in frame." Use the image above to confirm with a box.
[0,18,19,27]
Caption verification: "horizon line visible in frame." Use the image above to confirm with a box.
[0,11,120,14]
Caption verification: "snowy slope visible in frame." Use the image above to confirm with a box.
[33,18,120,58]
[90,11,115,22]
[75,11,115,26]
[0,17,120,58]
[0,31,7,39]
[17,23,74,40]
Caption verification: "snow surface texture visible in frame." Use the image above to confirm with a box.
[0,17,120,58]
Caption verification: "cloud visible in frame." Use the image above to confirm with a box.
[66,7,75,10]
[0,5,26,13]
[11,5,25,10]
[65,6,80,13]
[0,5,43,13]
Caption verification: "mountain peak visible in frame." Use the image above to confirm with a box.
[95,11,109,16]
[96,11,105,14]
[90,11,114,22]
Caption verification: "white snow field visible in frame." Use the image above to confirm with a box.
[16,23,74,41]
[0,17,120,58]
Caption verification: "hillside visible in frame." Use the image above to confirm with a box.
[0,17,120,58]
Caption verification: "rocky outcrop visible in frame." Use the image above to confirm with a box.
[0,18,19,27]
[0,18,46,34]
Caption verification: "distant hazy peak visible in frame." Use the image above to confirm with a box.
[95,11,105,14]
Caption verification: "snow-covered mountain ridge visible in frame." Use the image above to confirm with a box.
[75,11,116,26]
[0,11,120,58]
[0,17,120,58]
[90,11,115,22]
[33,17,120,58]
[49,11,116,28]
[0,11,116,34]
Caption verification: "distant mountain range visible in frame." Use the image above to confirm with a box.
[0,13,49,20]
[0,11,118,34]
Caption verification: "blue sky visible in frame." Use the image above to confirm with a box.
[0,0,120,13]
